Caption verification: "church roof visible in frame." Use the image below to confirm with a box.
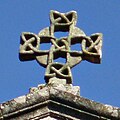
[0,82,119,120]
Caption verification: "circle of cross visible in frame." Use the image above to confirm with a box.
[19,10,102,84]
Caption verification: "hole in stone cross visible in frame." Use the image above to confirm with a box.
[62,68,68,75]
[39,42,51,50]
[71,43,82,52]
[90,35,98,42]
[54,31,69,38]
[50,64,62,74]
[66,13,73,22]
[54,57,66,64]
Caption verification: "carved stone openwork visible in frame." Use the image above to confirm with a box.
[19,10,102,84]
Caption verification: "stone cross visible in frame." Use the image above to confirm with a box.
[19,10,102,84]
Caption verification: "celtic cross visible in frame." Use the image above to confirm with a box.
[19,10,102,84]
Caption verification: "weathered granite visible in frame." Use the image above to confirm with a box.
[0,80,119,120]
[19,10,102,84]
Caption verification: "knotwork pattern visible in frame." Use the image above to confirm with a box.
[19,10,102,84]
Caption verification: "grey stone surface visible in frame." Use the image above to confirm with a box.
[0,82,120,119]
[40,117,57,120]
[19,10,102,84]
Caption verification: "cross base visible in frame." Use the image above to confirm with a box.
[29,77,80,96]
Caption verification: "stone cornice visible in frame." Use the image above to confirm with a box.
[0,83,119,119]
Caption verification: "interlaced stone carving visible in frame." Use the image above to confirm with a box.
[19,10,102,84]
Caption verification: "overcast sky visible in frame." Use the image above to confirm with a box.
[0,0,120,107]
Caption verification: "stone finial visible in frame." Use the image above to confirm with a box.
[19,10,102,84]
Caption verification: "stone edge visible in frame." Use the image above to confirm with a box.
[0,86,119,119]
